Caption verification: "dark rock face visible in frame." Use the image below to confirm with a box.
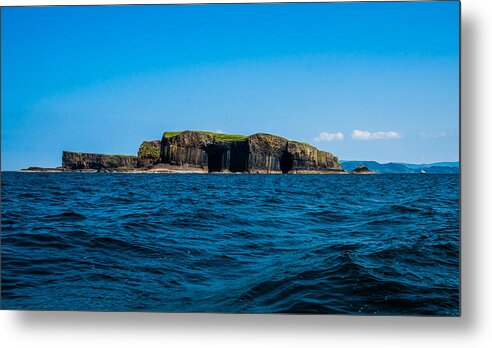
[247,133,288,173]
[245,133,342,173]
[227,140,249,172]
[160,131,247,172]
[160,131,343,173]
[60,131,343,173]
[62,151,138,170]
[351,163,374,174]
[160,131,213,169]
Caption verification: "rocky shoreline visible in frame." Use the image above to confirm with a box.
[20,167,350,174]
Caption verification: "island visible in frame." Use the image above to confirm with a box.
[350,163,378,174]
[22,130,351,174]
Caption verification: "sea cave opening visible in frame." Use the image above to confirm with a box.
[207,147,225,172]
[279,150,294,174]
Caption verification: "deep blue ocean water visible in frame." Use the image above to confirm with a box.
[1,172,459,315]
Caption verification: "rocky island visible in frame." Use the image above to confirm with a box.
[22,130,348,174]
[350,163,377,174]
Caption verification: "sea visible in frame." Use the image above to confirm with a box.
[1,172,460,315]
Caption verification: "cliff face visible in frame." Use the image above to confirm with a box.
[247,133,287,173]
[61,130,343,173]
[160,131,250,172]
[62,151,138,170]
[160,131,213,168]
[246,133,341,173]
[160,131,343,173]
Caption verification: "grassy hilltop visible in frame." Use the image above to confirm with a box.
[163,131,247,142]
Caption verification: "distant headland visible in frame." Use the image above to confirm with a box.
[22,131,351,174]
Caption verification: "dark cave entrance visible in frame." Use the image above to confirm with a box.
[207,147,225,172]
[279,150,294,174]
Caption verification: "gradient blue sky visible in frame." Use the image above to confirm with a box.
[1,2,459,170]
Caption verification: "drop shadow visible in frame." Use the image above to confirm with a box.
[458,11,479,331]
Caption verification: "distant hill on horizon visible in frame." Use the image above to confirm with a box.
[340,160,459,174]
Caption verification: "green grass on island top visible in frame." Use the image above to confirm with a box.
[163,131,248,142]
[163,130,321,149]
[138,142,160,158]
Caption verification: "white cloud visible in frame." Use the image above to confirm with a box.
[420,131,447,138]
[351,129,401,140]
[315,132,344,142]
[215,129,225,134]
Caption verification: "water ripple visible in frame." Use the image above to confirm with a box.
[1,172,459,315]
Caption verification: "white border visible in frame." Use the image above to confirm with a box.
[2,1,492,347]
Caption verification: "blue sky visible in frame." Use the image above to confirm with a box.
[1,2,459,170]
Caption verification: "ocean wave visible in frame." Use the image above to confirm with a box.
[1,172,459,315]
[42,211,87,221]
